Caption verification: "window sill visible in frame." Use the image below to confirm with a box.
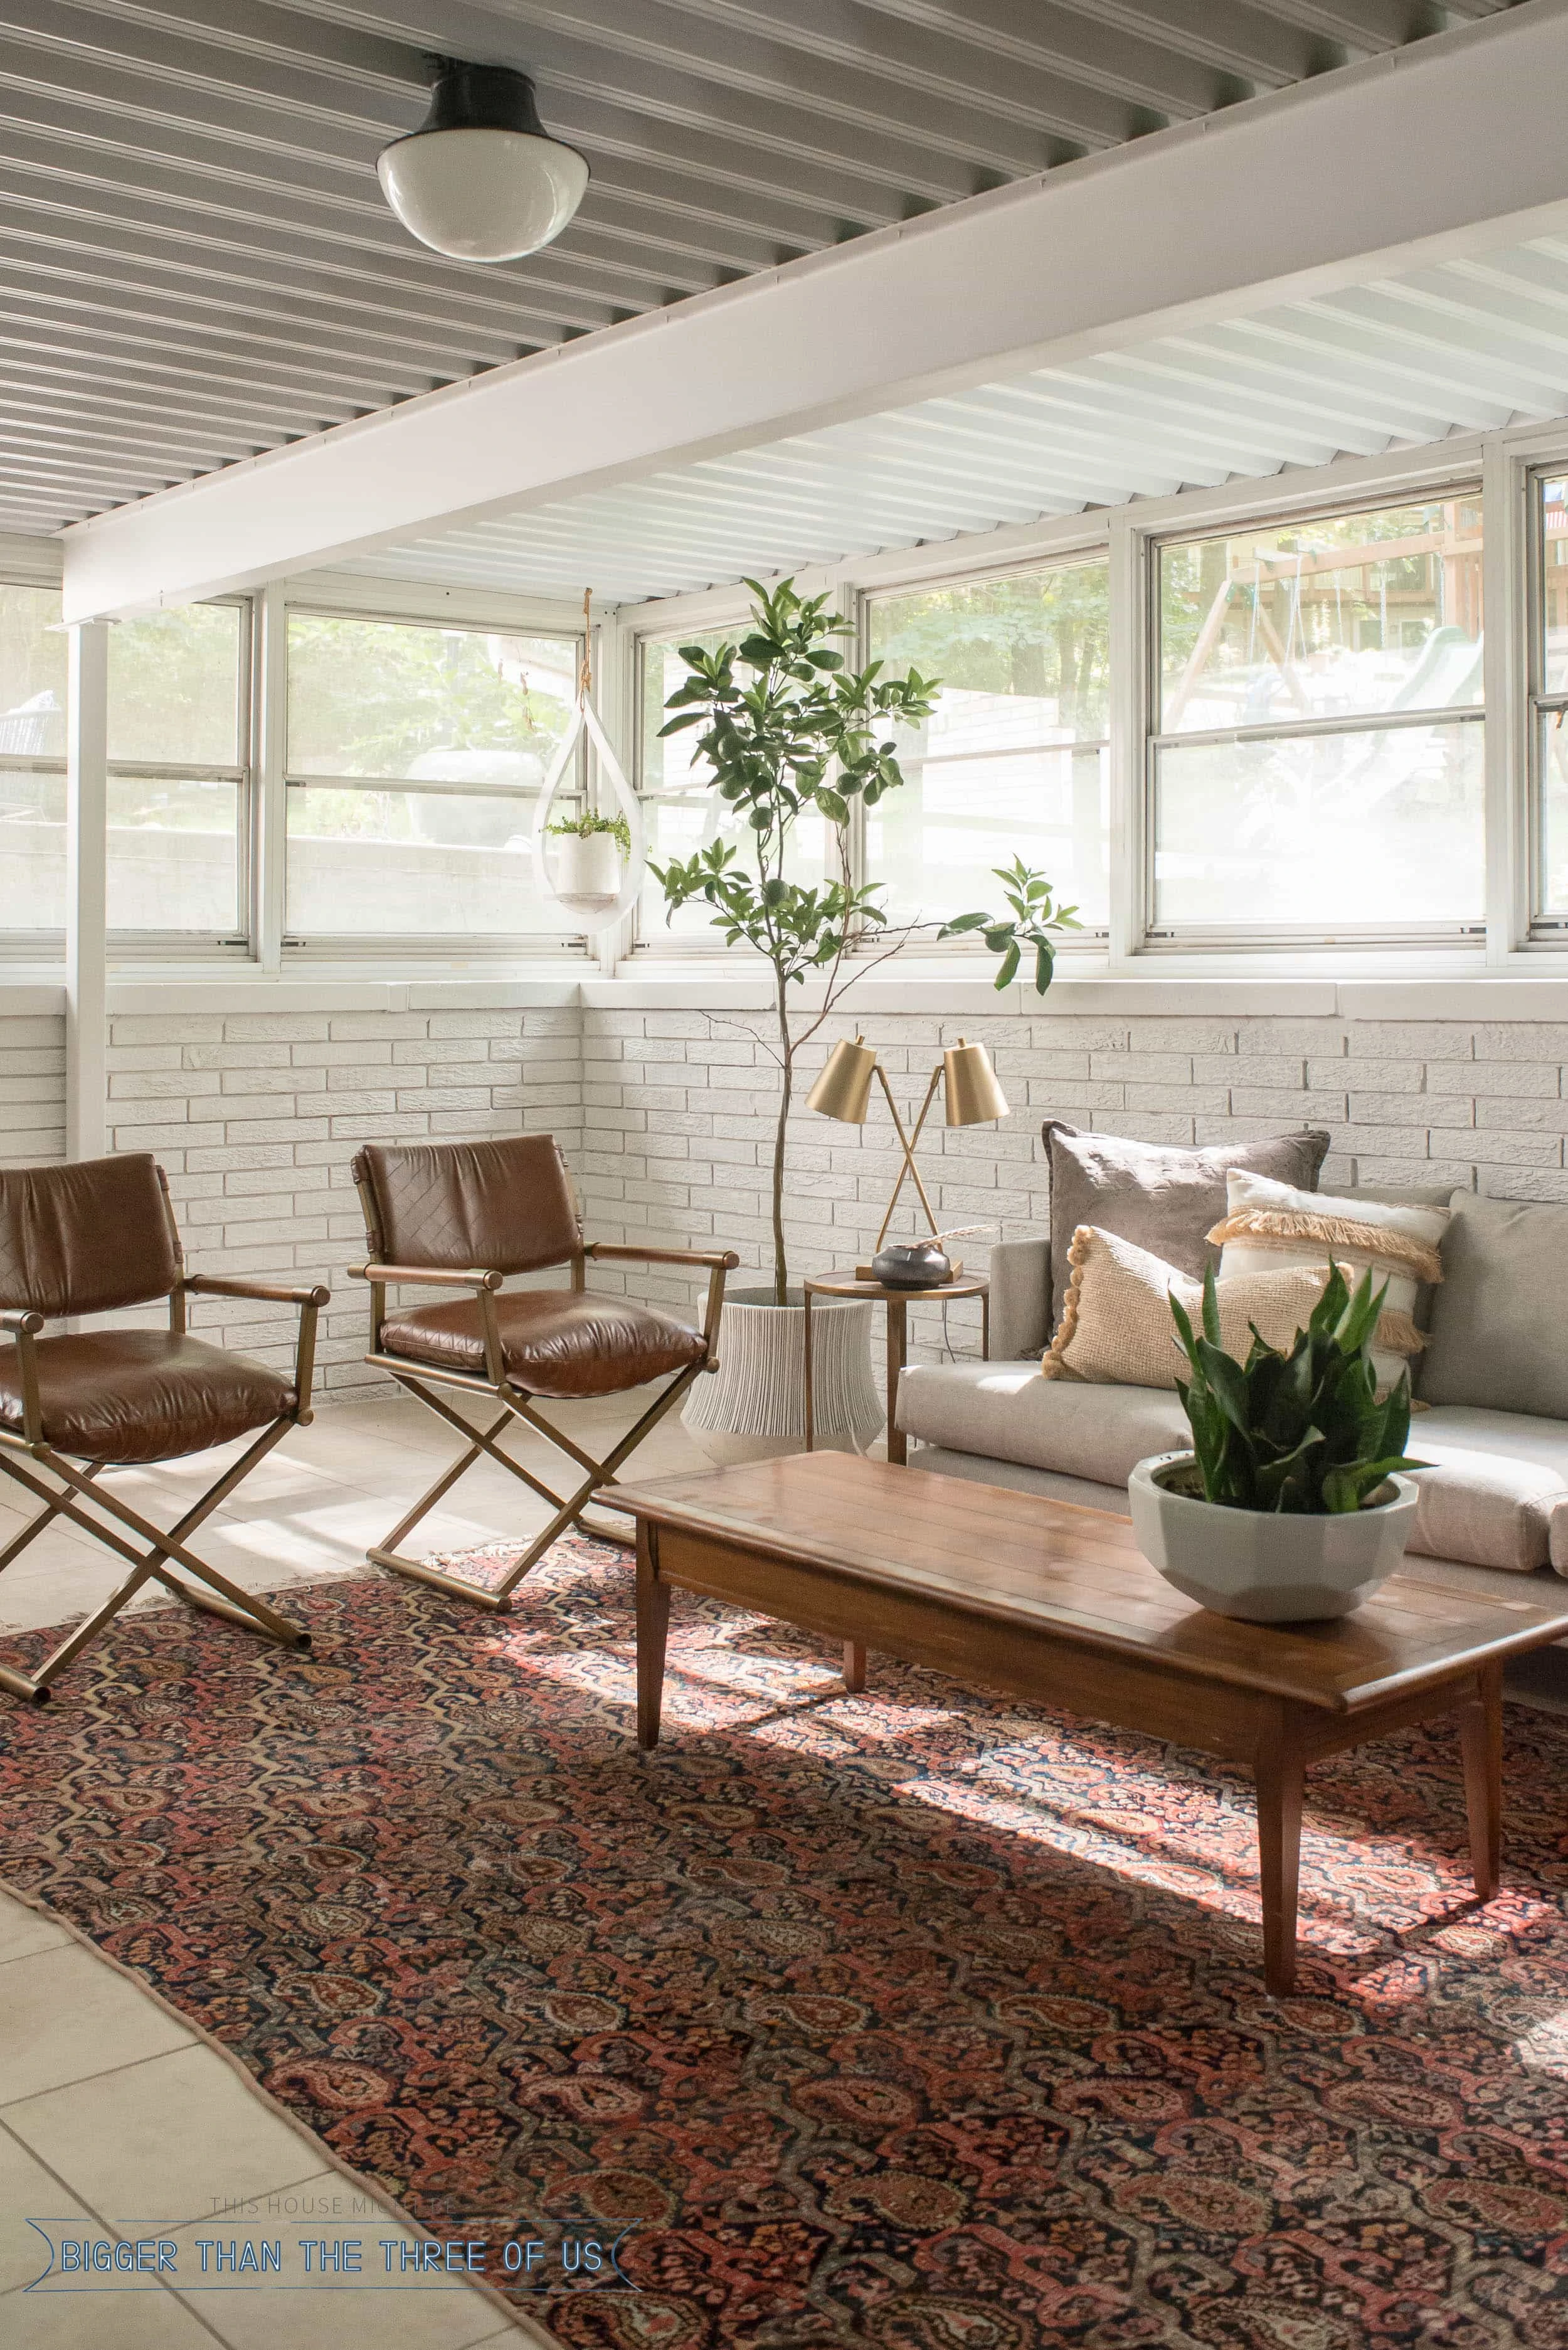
[9,952,1568,1024]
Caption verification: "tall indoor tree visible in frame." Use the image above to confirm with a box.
[652,577,1077,1303]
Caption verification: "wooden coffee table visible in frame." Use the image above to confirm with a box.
[613,1453,1568,1994]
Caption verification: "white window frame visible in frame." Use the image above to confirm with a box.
[1524,456,1568,943]
[1138,485,1488,954]
[857,546,1115,955]
[628,588,762,962]
[108,592,255,962]
[269,575,595,967]
[0,563,255,962]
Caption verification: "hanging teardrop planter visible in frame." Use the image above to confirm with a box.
[532,594,646,933]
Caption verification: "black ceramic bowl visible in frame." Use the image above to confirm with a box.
[871,1242,953,1290]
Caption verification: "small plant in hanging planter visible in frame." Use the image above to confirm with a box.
[546,811,632,915]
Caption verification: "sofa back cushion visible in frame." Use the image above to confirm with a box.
[1041,1120,1330,1332]
[1042,1224,1333,1389]
[1420,1191,1568,1417]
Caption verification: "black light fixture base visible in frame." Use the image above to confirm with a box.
[415,59,551,141]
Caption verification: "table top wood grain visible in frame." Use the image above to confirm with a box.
[613,1452,1568,1715]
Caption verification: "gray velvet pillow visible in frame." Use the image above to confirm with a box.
[1419,1192,1568,1418]
[1042,1122,1331,1332]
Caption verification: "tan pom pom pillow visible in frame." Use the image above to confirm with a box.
[1209,1167,1449,1391]
[1042,1225,1332,1390]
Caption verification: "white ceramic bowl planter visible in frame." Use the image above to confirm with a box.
[682,1289,882,1467]
[1128,1453,1420,1624]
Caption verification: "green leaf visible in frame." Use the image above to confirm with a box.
[995,941,1020,989]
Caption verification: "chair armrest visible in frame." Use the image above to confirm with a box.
[0,1310,44,1442]
[988,1237,1052,1359]
[184,1275,332,1308]
[586,1243,741,1272]
[348,1263,505,1292]
[183,1275,331,1422]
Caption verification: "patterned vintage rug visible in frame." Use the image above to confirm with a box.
[1,1536,1567,2347]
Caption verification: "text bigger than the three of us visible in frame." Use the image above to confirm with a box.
[55,2235,614,2277]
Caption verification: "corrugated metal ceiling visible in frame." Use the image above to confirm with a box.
[341,234,1568,602]
[0,0,1522,539]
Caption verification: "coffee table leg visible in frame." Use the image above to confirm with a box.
[635,1521,670,1754]
[886,1295,908,1467]
[1255,1707,1305,1996]
[843,1640,866,1693]
[1459,1660,1503,1901]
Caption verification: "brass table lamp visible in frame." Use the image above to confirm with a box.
[807,1034,1009,1263]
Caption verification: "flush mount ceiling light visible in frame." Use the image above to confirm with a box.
[377,60,588,262]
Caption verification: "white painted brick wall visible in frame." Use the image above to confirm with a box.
[102,1008,583,1395]
[17,994,1568,1406]
[0,1013,65,1165]
[577,1006,1568,1387]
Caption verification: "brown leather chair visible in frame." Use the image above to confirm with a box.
[0,1154,330,1704]
[350,1134,736,1612]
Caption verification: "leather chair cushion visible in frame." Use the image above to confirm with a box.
[0,1332,296,1464]
[356,1136,581,1278]
[0,1155,181,1320]
[379,1289,706,1398]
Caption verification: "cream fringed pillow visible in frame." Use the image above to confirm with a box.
[1041,1225,1332,1389]
[1209,1168,1449,1391]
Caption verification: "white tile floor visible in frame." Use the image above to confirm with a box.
[0,1386,709,2349]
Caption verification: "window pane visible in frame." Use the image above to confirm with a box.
[107,776,239,932]
[287,615,576,783]
[109,603,241,767]
[1541,474,1568,694]
[0,585,66,760]
[1158,496,1484,734]
[285,787,559,937]
[637,628,823,945]
[866,559,1110,932]
[1154,721,1484,929]
[868,745,1108,930]
[1537,708,1568,914]
[0,765,64,930]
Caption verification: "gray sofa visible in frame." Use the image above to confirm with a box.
[899,1191,1568,1615]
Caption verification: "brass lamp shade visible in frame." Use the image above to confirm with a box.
[943,1037,1008,1127]
[807,1036,877,1124]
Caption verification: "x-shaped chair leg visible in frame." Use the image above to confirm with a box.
[0,1422,310,1704]
[367,1363,705,1614]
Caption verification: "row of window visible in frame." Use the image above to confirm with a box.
[639,482,1516,950]
[6,464,1568,956]
[0,600,586,950]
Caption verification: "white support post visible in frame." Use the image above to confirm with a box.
[65,619,109,1162]
[593,605,630,977]
[1483,436,1530,962]
[254,582,288,971]
[1106,511,1145,965]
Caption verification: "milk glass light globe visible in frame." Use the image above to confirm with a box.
[378,63,589,263]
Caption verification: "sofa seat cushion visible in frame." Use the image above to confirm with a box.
[379,1288,706,1399]
[0,1331,295,1464]
[896,1361,1190,1487]
[898,1374,1568,1579]
[1411,1406,1568,1575]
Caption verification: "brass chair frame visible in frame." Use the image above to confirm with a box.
[349,1226,737,1615]
[0,1255,331,1706]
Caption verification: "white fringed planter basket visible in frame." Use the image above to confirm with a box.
[682,1288,882,1467]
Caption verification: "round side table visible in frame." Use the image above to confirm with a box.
[803,1270,990,1467]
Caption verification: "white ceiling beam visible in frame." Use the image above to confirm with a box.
[62,0,1568,620]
